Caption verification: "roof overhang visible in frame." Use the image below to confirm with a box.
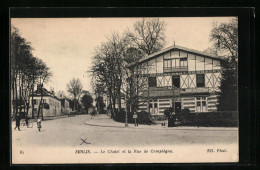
[127,45,225,68]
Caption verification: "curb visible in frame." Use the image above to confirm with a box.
[84,123,238,131]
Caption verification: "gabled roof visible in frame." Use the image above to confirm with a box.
[31,88,60,100]
[128,45,225,67]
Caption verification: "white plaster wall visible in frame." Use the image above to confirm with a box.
[156,55,163,73]
[188,53,196,71]
[205,58,213,70]
[196,55,205,71]
[213,60,221,70]
[171,50,179,58]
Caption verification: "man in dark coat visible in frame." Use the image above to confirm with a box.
[25,115,29,128]
[14,113,21,131]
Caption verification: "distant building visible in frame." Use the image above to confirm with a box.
[28,85,61,117]
[57,94,70,115]
[60,98,70,114]
[128,45,224,115]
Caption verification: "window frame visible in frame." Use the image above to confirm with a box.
[180,58,188,67]
[148,77,157,87]
[196,97,208,112]
[196,74,205,87]
[172,75,180,88]
[163,59,172,69]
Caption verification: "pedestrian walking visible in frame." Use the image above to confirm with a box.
[14,113,21,131]
[133,113,138,127]
[37,118,42,132]
[25,115,29,128]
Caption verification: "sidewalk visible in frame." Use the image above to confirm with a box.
[11,114,71,124]
[84,114,238,131]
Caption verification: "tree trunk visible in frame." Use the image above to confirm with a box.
[109,95,113,118]
[117,86,122,111]
[97,101,100,114]
[73,98,76,111]
[14,74,18,117]
[31,87,35,119]
[12,79,16,119]
[112,96,116,118]
[37,85,44,120]
[19,72,22,114]
[77,101,79,113]
[31,73,35,118]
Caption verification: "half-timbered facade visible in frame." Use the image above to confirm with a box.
[129,45,224,115]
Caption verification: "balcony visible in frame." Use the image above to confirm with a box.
[142,87,180,97]
[164,66,188,73]
[180,87,220,94]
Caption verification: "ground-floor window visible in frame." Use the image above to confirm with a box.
[144,96,213,114]
[196,97,208,112]
[148,99,158,114]
[147,99,172,115]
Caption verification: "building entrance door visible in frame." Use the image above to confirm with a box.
[154,102,158,114]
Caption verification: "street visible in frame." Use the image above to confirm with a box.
[12,114,238,147]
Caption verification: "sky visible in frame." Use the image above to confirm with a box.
[11,17,234,96]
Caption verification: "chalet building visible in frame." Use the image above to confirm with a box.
[28,85,61,117]
[128,45,224,115]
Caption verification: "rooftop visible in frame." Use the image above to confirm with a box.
[128,45,225,67]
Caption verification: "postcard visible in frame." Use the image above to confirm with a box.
[11,16,239,164]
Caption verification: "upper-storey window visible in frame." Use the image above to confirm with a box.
[171,58,179,68]
[163,58,187,73]
[163,59,171,69]
[196,74,205,87]
[148,77,157,87]
[180,58,187,67]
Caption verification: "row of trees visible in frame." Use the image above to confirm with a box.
[91,18,166,118]
[66,78,105,114]
[11,27,104,118]
[11,27,52,118]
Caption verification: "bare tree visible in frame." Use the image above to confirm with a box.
[91,32,129,117]
[91,18,167,122]
[122,62,151,114]
[67,78,83,112]
[11,26,33,117]
[126,18,166,55]
[11,27,52,119]
[210,18,238,112]
[210,18,238,60]
[37,60,52,119]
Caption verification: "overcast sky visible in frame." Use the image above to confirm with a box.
[11,17,234,95]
